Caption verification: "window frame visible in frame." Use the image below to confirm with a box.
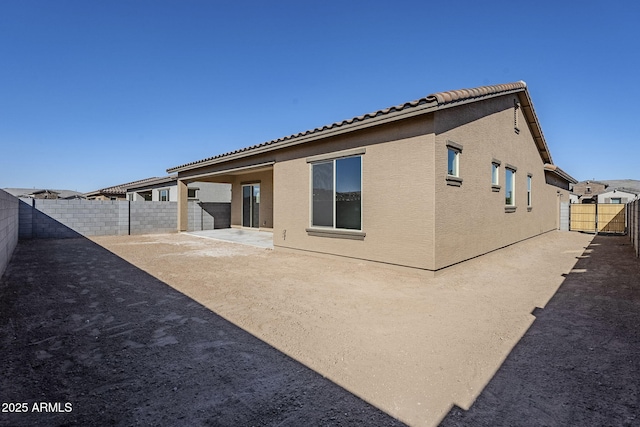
[308,154,363,235]
[527,174,533,210]
[505,165,517,212]
[446,141,463,187]
[491,159,501,192]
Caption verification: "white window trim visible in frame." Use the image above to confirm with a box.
[527,174,533,210]
[492,159,501,192]
[159,188,170,202]
[505,165,517,211]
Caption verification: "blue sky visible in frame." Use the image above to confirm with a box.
[1,0,638,193]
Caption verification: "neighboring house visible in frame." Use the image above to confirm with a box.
[2,188,85,200]
[84,178,162,200]
[569,193,580,204]
[126,176,231,203]
[572,180,608,203]
[597,188,640,204]
[167,81,576,274]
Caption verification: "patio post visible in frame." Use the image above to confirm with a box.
[177,179,188,232]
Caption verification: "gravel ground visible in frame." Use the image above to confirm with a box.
[0,238,404,427]
[440,234,640,426]
[0,230,598,426]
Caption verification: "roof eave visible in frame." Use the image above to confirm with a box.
[517,90,552,165]
[544,164,578,184]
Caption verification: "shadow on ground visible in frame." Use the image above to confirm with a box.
[440,234,640,426]
[0,238,405,426]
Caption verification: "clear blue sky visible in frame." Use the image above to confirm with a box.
[1,0,638,192]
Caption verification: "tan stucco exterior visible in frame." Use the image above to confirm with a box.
[171,83,575,273]
[432,95,567,270]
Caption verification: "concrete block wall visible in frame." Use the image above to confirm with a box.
[18,198,33,238]
[30,199,119,238]
[17,199,231,238]
[200,202,231,229]
[130,202,177,235]
[0,189,19,277]
[187,201,228,231]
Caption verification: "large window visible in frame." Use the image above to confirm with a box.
[312,156,361,230]
[505,168,515,206]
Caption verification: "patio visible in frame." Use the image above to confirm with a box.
[187,227,273,249]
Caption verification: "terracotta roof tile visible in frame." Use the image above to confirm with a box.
[86,177,162,196]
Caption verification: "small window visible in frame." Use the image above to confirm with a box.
[611,198,622,204]
[159,189,169,201]
[492,163,499,185]
[187,188,197,199]
[527,175,532,208]
[505,168,516,206]
[514,99,520,134]
[491,159,501,192]
[586,187,591,194]
[447,148,459,177]
[446,141,463,187]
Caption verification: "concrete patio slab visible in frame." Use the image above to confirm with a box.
[187,228,273,249]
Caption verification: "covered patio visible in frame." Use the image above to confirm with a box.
[173,162,274,234]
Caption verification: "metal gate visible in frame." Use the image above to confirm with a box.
[569,204,626,233]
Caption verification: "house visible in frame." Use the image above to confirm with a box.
[572,180,608,203]
[2,188,85,200]
[84,178,162,200]
[597,188,639,204]
[167,81,576,273]
[125,175,231,203]
[126,175,232,229]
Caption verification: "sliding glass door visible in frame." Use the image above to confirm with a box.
[242,184,260,228]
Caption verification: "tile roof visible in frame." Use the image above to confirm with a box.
[2,188,85,199]
[125,175,177,191]
[85,177,162,196]
[168,81,531,173]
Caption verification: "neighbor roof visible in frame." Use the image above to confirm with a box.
[84,177,162,197]
[2,188,85,199]
[126,175,177,191]
[543,164,578,184]
[168,81,553,173]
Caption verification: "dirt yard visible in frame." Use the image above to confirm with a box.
[91,231,593,427]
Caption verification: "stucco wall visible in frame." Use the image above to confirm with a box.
[432,94,564,270]
[597,190,638,204]
[0,189,19,277]
[272,116,436,270]
[176,93,569,272]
